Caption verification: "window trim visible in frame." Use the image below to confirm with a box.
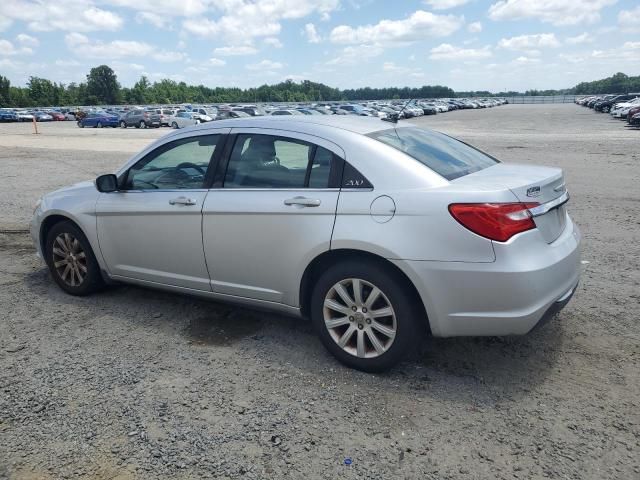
[214,132,341,190]
[119,133,227,191]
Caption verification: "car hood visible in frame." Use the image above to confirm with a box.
[46,180,96,199]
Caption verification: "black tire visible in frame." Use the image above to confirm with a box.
[139,120,146,129]
[78,121,84,128]
[172,122,178,129]
[120,120,127,128]
[97,121,103,128]
[45,221,104,296]
[310,260,420,372]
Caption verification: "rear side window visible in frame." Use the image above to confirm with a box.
[224,134,334,188]
[367,127,498,180]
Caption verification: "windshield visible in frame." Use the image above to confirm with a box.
[367,127,498,180]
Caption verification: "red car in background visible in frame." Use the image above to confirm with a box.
[627,105,640,123]
[48,112,66,121]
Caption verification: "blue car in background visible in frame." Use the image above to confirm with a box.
[0,109,19,122]
[78,112,120,128]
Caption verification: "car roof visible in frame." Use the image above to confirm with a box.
[201,114,409,135]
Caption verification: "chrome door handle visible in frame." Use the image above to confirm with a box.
[169,196,197,206]
[284,196,321,207]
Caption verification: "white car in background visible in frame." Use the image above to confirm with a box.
[610,98,640,118]
[169,111,200,129]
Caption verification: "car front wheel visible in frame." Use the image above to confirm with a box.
[311,261,420,372]
[172,122,179,129]
[45,221,104,296]
[139,120,146,129]
[120,121,126,128]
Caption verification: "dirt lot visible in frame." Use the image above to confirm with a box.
[0,105,638,479]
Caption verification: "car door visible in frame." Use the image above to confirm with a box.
[96,130,229,290]
[202,129,342,306]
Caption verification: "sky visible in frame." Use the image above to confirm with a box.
[0,0,639,92]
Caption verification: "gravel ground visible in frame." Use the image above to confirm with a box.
[0,105,638,479]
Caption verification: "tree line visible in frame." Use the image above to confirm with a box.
[1,65,638,108]
[0,65,452,107]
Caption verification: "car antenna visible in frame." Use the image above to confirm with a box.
[382,98,414,124]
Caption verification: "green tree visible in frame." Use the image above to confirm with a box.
[0,75,10,107]
[86,65,120,104]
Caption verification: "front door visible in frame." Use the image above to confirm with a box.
[202,129,342,306]
[96,133,224,291]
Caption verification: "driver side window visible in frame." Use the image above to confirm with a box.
[125,135,219,190]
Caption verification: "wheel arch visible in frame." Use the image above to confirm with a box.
[299,248,431,335]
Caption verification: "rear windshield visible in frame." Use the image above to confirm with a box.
[367,127,498,180]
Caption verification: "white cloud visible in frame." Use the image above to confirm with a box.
[246,59,283,71]
[467,21,482,33]
[213,45,258,56]
[423,0,470,10]
[326,44,384,65]
[136,11,170,29]
[618,6,640,33]
[207,58,226,67]
[264,37,283,48]
[16,33,39,47]
[55,59,82,67]
[65,33,154,59]
[498,33,560,54]
[152,51,186,62]
[566,33,593,45]
[182,0,339,45]
[0,16,12,31]
[304,23,321,43]
[513,56,541,64]
[0,1,123,32]
[488,0,617,26]
[330,10,462,45]
[0,39,33,56]
[430,43,492,60]
[105,0,210,17]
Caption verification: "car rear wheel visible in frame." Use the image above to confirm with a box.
[45,221,104,296]
[310,261,420,372]
[139,120,146,129]
[78,121,84,128]
[120,121,126,128]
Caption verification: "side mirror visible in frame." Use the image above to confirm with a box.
[95,174,118,193]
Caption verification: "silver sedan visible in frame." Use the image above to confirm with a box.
[31,116,581,371]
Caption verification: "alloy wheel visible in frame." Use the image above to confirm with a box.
[323,278,397,358]
[51,233,87,287]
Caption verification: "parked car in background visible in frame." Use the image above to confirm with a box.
[192,107,217,123]
[0,109,19,122]
[33,112,53,122]
[119,109,161,128]
[233,105,266,116]
[214,110,251,120]
[47,111,66,121]
[78,112,120,128]
[170,111,200,129]
[151,108,177,126]
[270,109,302,116]
[595,94,639,113]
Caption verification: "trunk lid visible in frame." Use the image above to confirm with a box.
[453,163,568,243]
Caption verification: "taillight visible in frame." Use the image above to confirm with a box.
[448,202,539,242]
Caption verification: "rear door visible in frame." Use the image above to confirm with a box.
[201,129,343,306]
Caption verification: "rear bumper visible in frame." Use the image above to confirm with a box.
[393,215,581,337]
